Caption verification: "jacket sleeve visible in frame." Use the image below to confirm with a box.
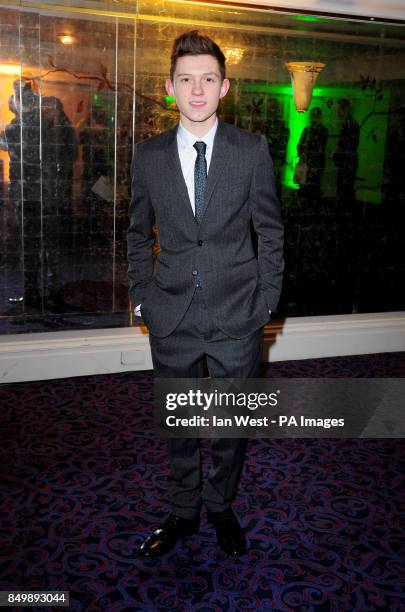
[127,143,155,308]
[251,135,285,313]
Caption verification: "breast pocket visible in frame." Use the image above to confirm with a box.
[217,172,252,199]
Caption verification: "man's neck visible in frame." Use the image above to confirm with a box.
[179,114,218,138]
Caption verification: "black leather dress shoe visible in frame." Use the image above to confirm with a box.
[139,514,200,558]
[207,508,247,556]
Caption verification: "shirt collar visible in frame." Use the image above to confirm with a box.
[177,117,218,151]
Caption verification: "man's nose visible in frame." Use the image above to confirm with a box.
[192,80,203,95]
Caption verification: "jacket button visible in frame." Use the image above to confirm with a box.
[198,240,203,246]
[192,270,198,276]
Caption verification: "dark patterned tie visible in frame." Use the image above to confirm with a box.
[193,141,207,224]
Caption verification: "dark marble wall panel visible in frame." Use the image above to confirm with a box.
[0,1,404,334]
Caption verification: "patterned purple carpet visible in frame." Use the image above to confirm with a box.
[0,352,404,611]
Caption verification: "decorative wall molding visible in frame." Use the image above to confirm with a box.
[0,0,404,23]
[0,312,404,383]
[219,0,405,22]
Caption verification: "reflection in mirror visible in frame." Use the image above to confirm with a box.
[0,1,404,333]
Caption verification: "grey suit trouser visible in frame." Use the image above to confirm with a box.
[149,287,264,519]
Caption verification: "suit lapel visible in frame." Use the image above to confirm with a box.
[164,119,229,226]
[202,120,228,223]
[164,125,196,224]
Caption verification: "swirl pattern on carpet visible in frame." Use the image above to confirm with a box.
[0,352,404,611]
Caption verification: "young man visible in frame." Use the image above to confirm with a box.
[127,31,284,557]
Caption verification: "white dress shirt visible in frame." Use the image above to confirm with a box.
[177,118,218,214]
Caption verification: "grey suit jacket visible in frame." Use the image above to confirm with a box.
[127,119,284,339]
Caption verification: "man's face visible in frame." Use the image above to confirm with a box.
[337,105,347,120]
[311,111,321,124]
[165,54,230,133]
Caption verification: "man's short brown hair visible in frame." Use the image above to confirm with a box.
[170,30,226,81]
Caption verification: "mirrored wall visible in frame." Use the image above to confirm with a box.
[0,0,404,333]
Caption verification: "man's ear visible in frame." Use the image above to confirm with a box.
[165,78,175,98]
[219,78,231,99]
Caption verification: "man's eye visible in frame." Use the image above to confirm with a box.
[180,78,189,82]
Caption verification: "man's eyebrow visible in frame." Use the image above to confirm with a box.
[176,72,220,77]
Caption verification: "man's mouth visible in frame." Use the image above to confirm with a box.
[190,101,206,107]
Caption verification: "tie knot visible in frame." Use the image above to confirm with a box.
[194,141,207,156]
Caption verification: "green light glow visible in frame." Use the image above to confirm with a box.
[293,15,326,23]
[241,83,356,189]
[284,97,306,189]
[164,81,389,203]
[284,86,357,189]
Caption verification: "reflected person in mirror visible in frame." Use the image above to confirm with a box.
[333,98,360,204]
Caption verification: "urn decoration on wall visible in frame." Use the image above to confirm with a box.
[285,62,325,113]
